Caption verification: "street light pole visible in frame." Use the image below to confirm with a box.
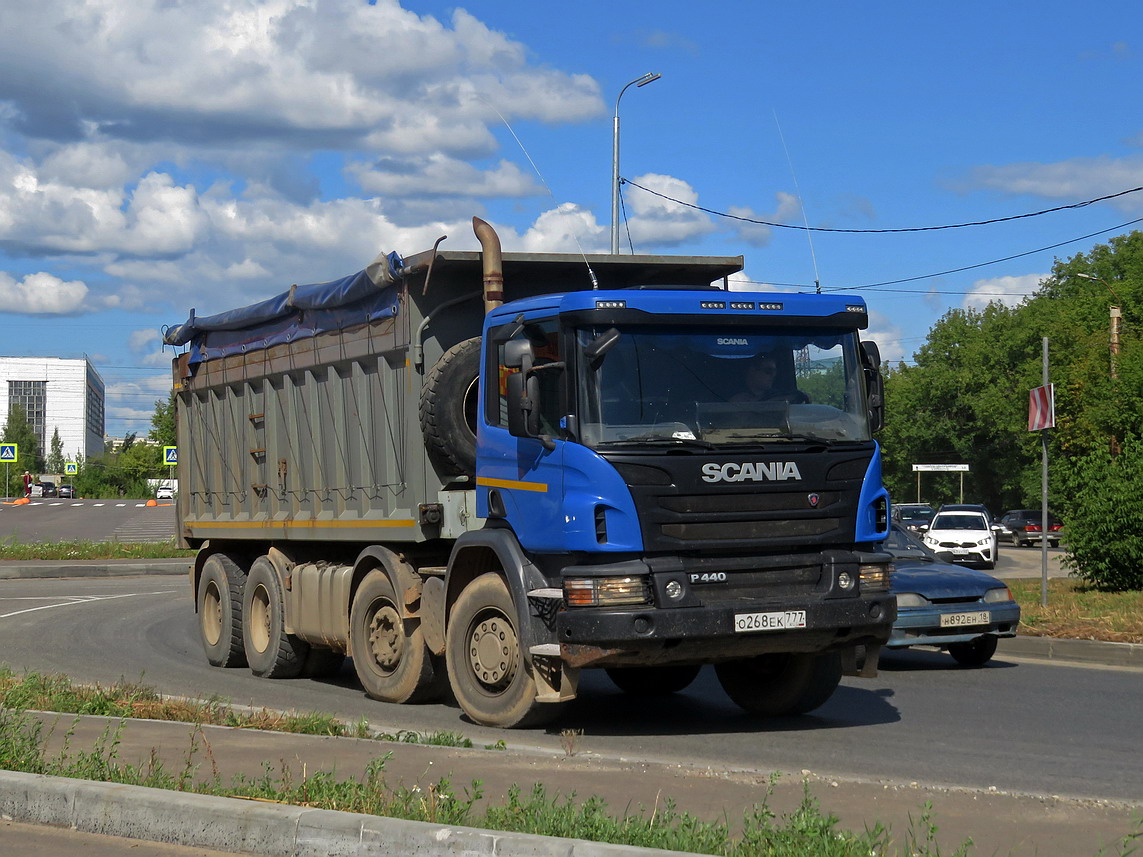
[611,72,661,254]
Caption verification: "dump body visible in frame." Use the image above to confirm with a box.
[169,224,894,728]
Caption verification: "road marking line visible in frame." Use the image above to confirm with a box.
[0,591,175,619]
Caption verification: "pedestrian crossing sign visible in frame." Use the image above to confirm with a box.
[65,462,78,475]
[163,446,178,466]
[0,444,16,462]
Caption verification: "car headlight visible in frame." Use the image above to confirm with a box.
[983,586,1013,604]
[895,592,928,608]
[923,536,937,547]
[977,537,992,547]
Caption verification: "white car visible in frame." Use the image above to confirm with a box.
[922,510,998,570]
[156,485,175,500]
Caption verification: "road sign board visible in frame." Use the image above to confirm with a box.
[1029,384,1055,431]
[65,462,78,475]
[0,444,16,462]
[163,446,178,466]
[911,463,969,472]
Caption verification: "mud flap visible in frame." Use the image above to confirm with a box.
[529,644,580,703]
[840,643,881,678]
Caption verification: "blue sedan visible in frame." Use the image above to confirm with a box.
[883,524,1021,666]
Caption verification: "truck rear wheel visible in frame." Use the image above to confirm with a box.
[715,652,842,717]
[606,665,701,696]
[242,557,308,678]
[446,572,565,728]
[197,553,247,668]
[420,337,481,477]
[350,570,441,704]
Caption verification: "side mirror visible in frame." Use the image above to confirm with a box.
[583,327,620,369]
[860,340,884,433]
[505,370,541,439]
[504,338,534,371]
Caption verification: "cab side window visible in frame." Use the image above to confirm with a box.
[489,319,563,435]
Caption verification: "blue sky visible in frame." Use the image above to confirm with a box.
[1,1,1141,437]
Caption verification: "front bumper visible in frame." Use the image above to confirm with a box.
[555,594,895,668]
[931,546,995,567]
[887,603,1021,649]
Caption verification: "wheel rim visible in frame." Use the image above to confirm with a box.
[367,602,403,672]
[202,579,222,647]
[249,584,271,653]
[467,608,518,693]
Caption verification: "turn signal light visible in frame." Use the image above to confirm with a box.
[564,576,651,607]
[859,563,891,592]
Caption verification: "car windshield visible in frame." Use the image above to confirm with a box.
[931,513,987,531]
[898,508,933,522]
[575,324,872,449]
[883,526,937,561]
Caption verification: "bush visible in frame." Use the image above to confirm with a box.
[1057,435,1143,591]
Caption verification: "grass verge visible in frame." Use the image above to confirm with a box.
[1007,578,1143,644]
[0,538,195,561]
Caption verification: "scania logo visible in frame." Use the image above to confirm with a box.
[716,337,749,346]
[701,462,803,483]
[807,493,820,507]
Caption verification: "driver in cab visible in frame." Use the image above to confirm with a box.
[731,353,808,404]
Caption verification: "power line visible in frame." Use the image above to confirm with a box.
[621,178,1143,234]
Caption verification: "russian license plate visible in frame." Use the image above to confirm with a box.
[952,548,969,556]
[734,610,807,633]
[940,611,990,628]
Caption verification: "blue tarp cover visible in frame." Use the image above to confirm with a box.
[163,252,403,364]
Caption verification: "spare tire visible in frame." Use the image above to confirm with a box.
[420,336,481,477]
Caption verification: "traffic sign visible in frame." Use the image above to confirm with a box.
[1028,384,1055,431]
[163,446,178,466]
[0,444,16,462]
[911,463,969,472]
[65,462,78,475]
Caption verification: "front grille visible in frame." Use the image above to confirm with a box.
[937,541,980,549]
[663,517,840,541]
[689,566,823,606]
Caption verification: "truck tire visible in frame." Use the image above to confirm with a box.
[242,557,308,678]
[948,635,998,667]
[606,665,701,696]
[446,572,566,728]
[420,337,481,477]
[350,570,441,704]
[715,652,842,717]
[197,553,248,668]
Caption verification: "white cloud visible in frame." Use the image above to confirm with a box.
[0,271,88,314]
[863,310,908,365]
[622,173,716,248]
[348,155,542,199]
[519,204,605,253]
[963,156,1143,211]
[0,1,602,150]
[963,273,1047,311]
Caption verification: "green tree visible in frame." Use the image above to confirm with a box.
[1,403,43,495]
[47,427,65,474]
[148,390,177,448]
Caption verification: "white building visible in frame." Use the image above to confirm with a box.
[0,357,105,461]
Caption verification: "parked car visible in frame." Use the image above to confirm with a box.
[937,503,995,526]
[892,503,935,533]
[57,484,75,498]
[155,485,175,500]
[997,509,1063,548]
[33,480,58,498]
[922,510,998,569]
[884,523,1020,666]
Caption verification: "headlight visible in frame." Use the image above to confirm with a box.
[564,576,652,607]
[858,563,891,592]
[977,537,992,547]
[895,592,928,608]
[923,535,938,547]
[983,587,1013,604]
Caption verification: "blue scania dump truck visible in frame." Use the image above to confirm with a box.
[165,217,894,728]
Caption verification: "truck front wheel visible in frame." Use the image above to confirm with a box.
[197,553,247,668]
[715,652,842,717]
[242,557,308,678]
[446,572,565,728]
[350,570,441,704]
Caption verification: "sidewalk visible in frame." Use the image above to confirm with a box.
[2,711,1139,857]
[0,557,190,579]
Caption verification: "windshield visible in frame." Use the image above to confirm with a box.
[931,514,988,531]
[575,324,872,449]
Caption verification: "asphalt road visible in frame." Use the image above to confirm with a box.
[0,497,176,543]
[0,574,1138,804]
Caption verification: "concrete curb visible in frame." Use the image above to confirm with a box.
[0,559,190,579]
[1000,635,1142,670]
[0,769,700,857]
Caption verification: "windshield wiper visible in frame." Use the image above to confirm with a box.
[598,435,716,450]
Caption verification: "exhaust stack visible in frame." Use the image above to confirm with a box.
[472,216,504,314]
